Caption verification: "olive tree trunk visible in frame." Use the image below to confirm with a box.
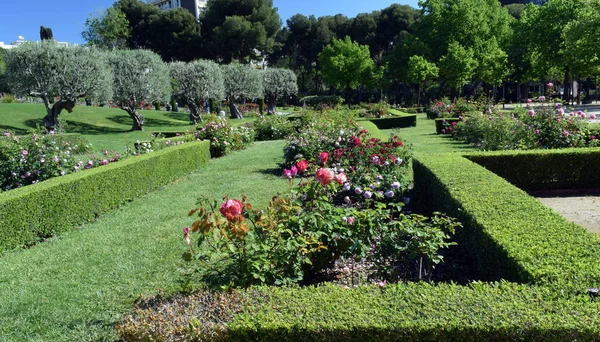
[228,98,243,119]
[266,94,277,115]
[187,100,201,125]
[42,96,75,130]
[120,106,145,131]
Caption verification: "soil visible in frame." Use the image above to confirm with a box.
[533,190,600,235]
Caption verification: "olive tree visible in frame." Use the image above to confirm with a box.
[108,49,171,130]
[4,41,112,129]
[221,63,263,119]
[263,68,298,114]
[170,60,224,124]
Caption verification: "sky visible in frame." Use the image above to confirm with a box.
[0,0,419,46]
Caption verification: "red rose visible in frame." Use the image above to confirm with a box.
[220,199,243,221]
[315,168,334,186]
[319,152,329,164]
[296,160,308,173]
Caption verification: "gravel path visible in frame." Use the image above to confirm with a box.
[536,194,600,235]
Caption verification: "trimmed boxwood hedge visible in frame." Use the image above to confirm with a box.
[465,148,600,190]
[366,114,417,129]
[0,141,210,254]
[413,152,600,291]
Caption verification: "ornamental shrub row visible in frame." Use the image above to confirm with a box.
[465,148,600,190]
[412,152,600,292]
[364,113,417,129]
[119,282,600,341]
[0,141,210,255]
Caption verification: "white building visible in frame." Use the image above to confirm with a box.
[147,0,208,20]
[0,37,75,50]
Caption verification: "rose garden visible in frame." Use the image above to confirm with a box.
[2,0,600,340]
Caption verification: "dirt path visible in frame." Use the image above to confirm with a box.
[536,194,600,235]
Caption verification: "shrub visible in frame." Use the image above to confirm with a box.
[427,97,477,119]
[1,94,15,103]
[0,141,210,254]
[358,102,390,118]
[299,95,344,109]
[196,116,255,157]
[252,115,298,141]
[367,114,417,129]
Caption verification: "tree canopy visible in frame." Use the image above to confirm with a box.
[4,41,112,129]
[82,7,131,49]
[221,63,263,119]
[318,36,375,91]
[108,49,171,130]
[263,68,298,114]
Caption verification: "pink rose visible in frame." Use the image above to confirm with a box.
[528,110,535,117]
[220,199,243,221]
[334,172,347,185]
[315,168,334,186]
[547,82,554,87]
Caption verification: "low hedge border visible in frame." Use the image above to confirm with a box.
[134,134,197,151]
[0,141,210,255]
[465,148,600,190]
[366,113,417,129]
[413,152,600,290]
[120,282,600,341]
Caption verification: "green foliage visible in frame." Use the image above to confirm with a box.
[222,63,263,100]
[141,8,202,62]
[413,152,600,291]
[262,68,298,114]
[439,41,478,89]
[201,0,282,62]
[299,95,344,108]
[407,55,438,86]
[196,116,255,157]
[82,6,131,49]
[252,115,298,141]
[4,41,113,112]
[0,141,210,254]
[367,114,417,129]
[357,102,391,118]
[318,36,375,91]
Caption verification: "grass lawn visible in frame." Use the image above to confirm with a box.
[0,103,257,152]
[0,140,289,341]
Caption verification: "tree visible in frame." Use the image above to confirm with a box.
[108,49,171,130]
[82,7,131,49]
[170,60,224,124]
[318,36,375,103]
[263,68,298,114]
[0,47,7,93]
[201,0,281,62]
[116,0,161,50]
[221,63,263,119]
[439,41,478,97]
[4,41,112,130]
[407,55,438,105]
[140,8,201,61]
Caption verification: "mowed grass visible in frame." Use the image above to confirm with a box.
[0,103,256,152]
[0,140,289,341]
[387,111,475,154]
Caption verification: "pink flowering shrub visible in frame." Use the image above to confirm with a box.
[196,115,254,157]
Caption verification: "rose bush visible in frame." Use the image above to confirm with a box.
[196,115,255,157]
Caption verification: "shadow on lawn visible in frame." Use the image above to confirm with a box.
[107,115,187,128]
[61,120,129,135]
[0,124,30,135]
[255,167,283,177]
[162,111,192,123]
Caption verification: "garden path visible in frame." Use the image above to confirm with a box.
[536,194,600,235]
[0,140,289,341]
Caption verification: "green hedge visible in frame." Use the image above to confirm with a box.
[0,141,210,254]
[465,148,600,190]
[366,114,417,129]
[435,118,461,134]
[227,283,600,342]
[412,153,600,290]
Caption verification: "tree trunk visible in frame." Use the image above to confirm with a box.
[42,98,75,130]
[563,67,570,102]
[122,106,144,131]
[417,85,421,107]
[188,100,200,125]
[266,95,277,115]
[229,99,243,119]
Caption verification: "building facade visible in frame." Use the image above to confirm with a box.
[147,0,208,20]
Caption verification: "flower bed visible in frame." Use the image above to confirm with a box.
[196,116,255,157]
[0,141,210,254]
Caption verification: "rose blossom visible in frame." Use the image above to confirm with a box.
[296,160,308,173]
[528,110,535,117]
[591,114,597,120]
[547,82,554,87]
[220,199,243,221]
[347,216,355,225]
[319,152,329,164]
[355,187,363,195]
[315,168,334,186]
[364,191,373,199]
[334,172,347,185]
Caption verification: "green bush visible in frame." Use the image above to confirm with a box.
[413,153,600,291]
[299,95,344,109]
[435,118,461,134]
[1,94,16,103]
[252,115,298,141]
[367,114,417,129]
[0,141,210,254]
[466,148,600,190]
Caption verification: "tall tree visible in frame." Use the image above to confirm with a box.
[221,63,263,119]
[407,55,439,105]
[116,0,161,49]
[141,8,201,61]
[82,7,131,49]
[170,60,225,124]
[108,49,171,131]
[200,0,281,62]
[438,41,478,97]
[4,41,113,130]
[263,68,298,114]
[0,47,7,93]
[318,36,375,103]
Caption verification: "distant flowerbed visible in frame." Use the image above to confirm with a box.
[445,101,600,150]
